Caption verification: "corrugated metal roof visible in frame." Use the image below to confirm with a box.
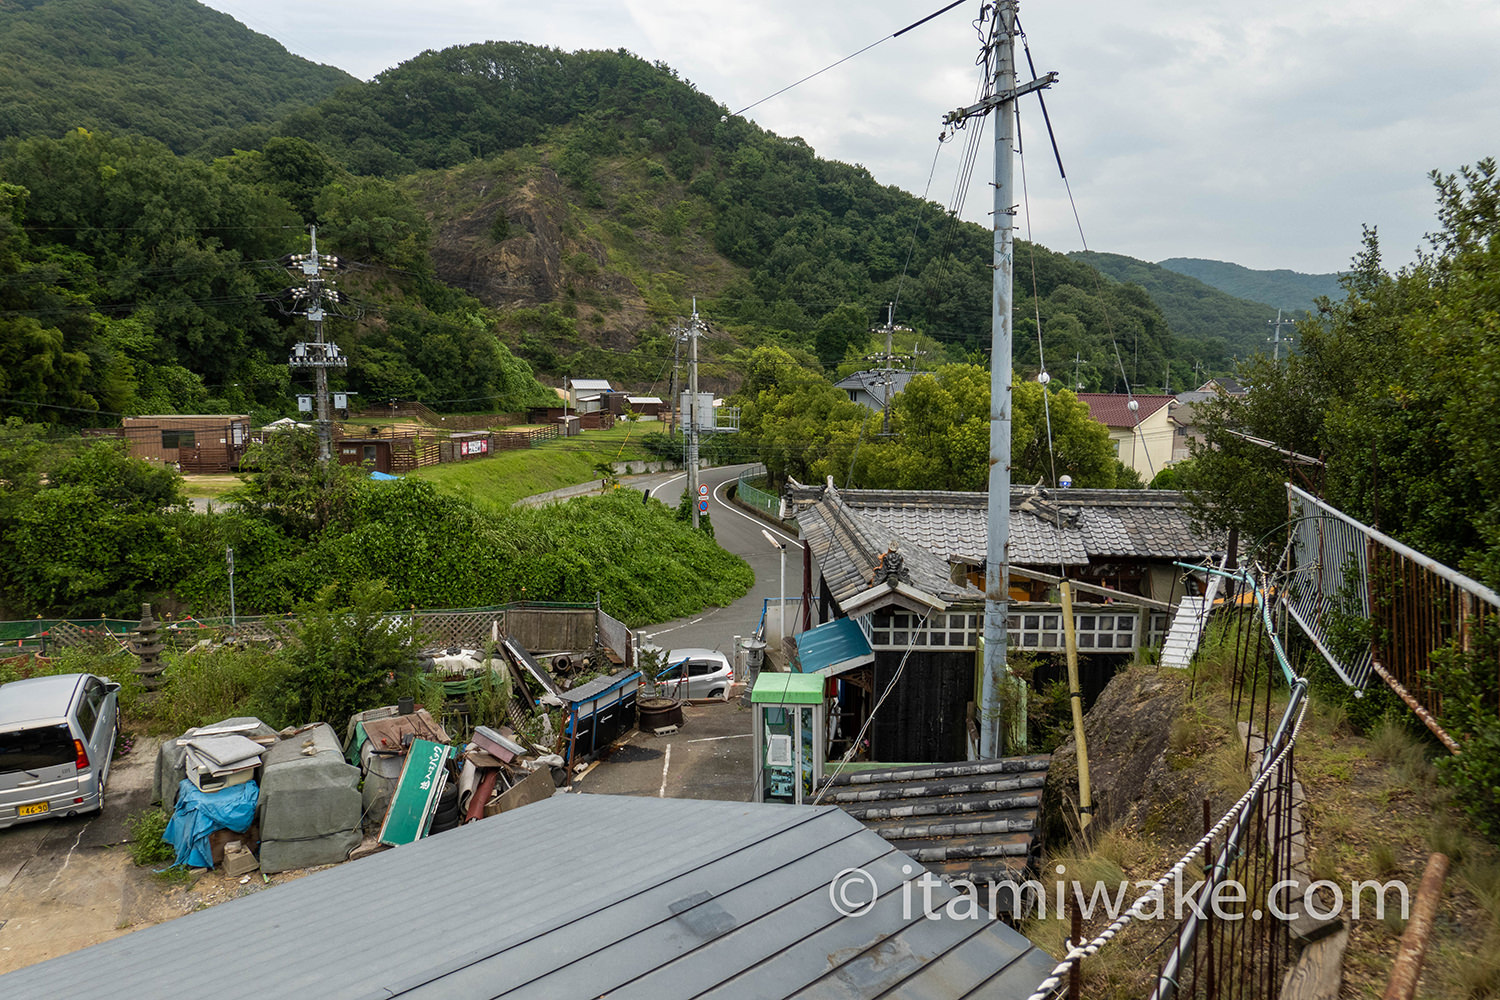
[793,617,874,676]
[0,794,1052,1000]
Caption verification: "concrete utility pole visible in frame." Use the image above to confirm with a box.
[945,0,1056,759]
[866,302,911,434]
[1268,309,1294,361]
[687,300,704,529]
[284,226,348,464]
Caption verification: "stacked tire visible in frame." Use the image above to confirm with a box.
[427,782,462,834]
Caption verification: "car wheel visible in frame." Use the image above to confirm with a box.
[708,688,725,700]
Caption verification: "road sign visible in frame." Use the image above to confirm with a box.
[698,499,709,513]
[698,484,709,496]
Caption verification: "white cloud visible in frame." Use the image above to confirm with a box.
[199,0,1500,273]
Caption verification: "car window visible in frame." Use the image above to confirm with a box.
[658,664,683,681]
[84,682,108,737]
[0,724,74,774]
[76,688,98,740]
[688,661,718,677]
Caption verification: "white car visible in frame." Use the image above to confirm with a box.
[655,648,735,701]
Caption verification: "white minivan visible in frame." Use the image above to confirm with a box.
[0,673,120,830]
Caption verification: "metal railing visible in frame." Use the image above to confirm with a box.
[1284,483,1497,748]
[735,465,779,518]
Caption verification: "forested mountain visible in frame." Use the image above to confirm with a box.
[0,0,355,154]
[1070,251,1282,362]
[1157,258,1343,315]
[277,41,1218,391]
[0,5,1250,427]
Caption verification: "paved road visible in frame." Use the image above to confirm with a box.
[632,464,800,658]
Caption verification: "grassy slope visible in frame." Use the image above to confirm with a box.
[179,423,663,505]
[408,422,659,509]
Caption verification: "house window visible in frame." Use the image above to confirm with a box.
[870,611,979,650]
[161,430,195,449]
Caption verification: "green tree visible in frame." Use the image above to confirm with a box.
[1,439,186,615]
[261,580,419,727]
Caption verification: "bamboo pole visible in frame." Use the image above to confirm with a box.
[1061,581,1093,830]
[1382,852,1450,1000]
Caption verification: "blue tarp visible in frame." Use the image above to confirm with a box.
[370,471,402,481]
[163,779,259,868]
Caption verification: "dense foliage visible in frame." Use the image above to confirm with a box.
[0,0,355,155]
[1181,161,1500,585]
[1072,251,1286,366]
[732,348,1123,490]
[0,426,752,625]
[1179,161,1500,831]
[269,41,1219,384]
[0,130,553,424]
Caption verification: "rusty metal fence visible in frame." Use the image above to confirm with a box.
[1283,483,1498,749]
[1027,570,1311,1000]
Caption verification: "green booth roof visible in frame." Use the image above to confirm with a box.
[750,671,826,704]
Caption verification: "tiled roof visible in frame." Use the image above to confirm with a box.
[1076,392,1176,428]
[833,370,922,394]
[795,488,981,608]
[825,756,1051,888]
[788,481,1221,569]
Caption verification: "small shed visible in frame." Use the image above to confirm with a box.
[336,437,393,473]
[625,395,666,418]
[444,431,490,461]
[118,414,251,471]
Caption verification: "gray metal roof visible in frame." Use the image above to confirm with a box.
[0,793,1053,1000]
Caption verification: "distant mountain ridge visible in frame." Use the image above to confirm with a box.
[0,0,356,153]
[1157,258,1344,314]
[1069,251,1283,358]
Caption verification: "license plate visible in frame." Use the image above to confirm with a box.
[18,801,49,818]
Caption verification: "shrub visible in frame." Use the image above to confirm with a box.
[126,808,175,867]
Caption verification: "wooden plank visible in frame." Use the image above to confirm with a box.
[1279,926,1348,1000]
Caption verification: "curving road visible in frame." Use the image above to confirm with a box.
[634,463,799,656]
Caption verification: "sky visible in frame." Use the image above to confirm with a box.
[201,0,1500,275]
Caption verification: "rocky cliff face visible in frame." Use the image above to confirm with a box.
[429,168,616,307]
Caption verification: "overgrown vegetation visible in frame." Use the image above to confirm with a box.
[0,425,751,624]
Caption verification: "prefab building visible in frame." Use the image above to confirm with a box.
[117,415,252,471]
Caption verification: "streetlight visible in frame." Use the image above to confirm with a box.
[761,529,787,645]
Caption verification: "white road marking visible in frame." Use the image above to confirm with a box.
[658,743,672,797]
[651,473,687,499]
[685,733,752,744]
[712,477,798,545]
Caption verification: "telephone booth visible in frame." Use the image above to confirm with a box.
[751,673,826,804]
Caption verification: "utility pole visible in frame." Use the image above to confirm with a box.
[866,302,911,434]
[1268,309,1294,361]
[283,226,348,464]
[686,300,704,529]
[946,1,1056,759]
[1072,351,1087,391]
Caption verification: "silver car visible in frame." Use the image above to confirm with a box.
[656,648,735,701]
[0,673,120,829]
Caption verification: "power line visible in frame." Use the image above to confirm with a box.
[724,0,970,121]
